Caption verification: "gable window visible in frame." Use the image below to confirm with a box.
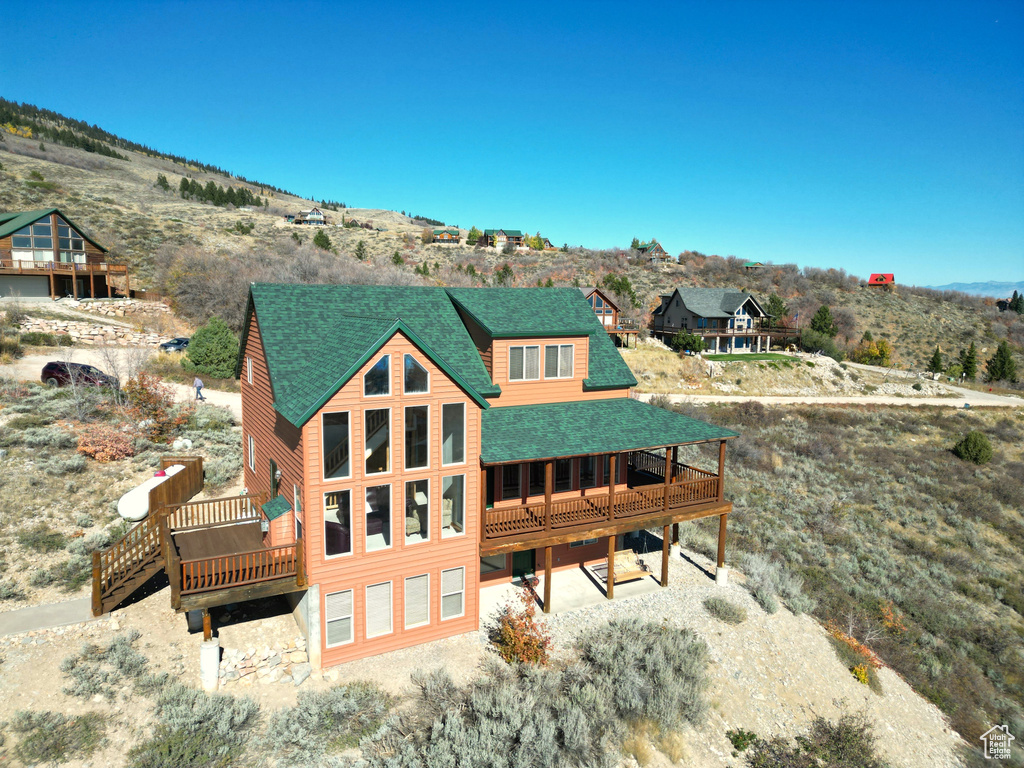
[365,484,392,551]
[323,412,351,480]
[441,567,465,620]
[405,479,429,544]
[555,458,573,492]
[442,475,465,537]
[404,355,429,394]
[544,344,574,379]
[246,357,253,385]
[365,409,390,475]
[441,403,465,465]
[363,355,390,397]
[404,406,429,470]
[247,434,255,471]
[405,574,430,628]
[509,346,540,381]
[579,456,596,488]
[325,589,354,646]
[366,582,393,638]
[324,490,351,557]
[502,465,521,500]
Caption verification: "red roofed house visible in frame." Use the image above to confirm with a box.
[867,274,895,287]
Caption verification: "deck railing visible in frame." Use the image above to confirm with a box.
[179,541,304,595]
[0,259,128,273]
[482,476,720,541]
[164,492,263,532]
[91,514,164,614]
[631,450,717,484]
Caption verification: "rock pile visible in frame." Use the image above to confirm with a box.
[18,318,168,346]
[218,635,313,688]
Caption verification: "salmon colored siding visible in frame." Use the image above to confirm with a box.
[457,311,494,380]
[241,310,303,546]
[301,332,482,666]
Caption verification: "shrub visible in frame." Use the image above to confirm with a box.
[669,330,706,354]
[727,727,759,753]
[490,586,552,665]
[61,630,149,700]
[40,454,88,475]
[123,372,191,442]
[577,618,710,729]
[985,340,1017,383]
[18,523,64,553]
[800,329,843,361]
[704,596,747,625]
[5,413,52,429]
[825,621,883,694]
[184,315,239,378]
[740,553,816,615]
[744,713,888,768]
[8,710,107,765]
[952,431,993,465]
[0,578,25,601]
[77,425,136,461]
[2,426,78,449]
[912,382,923,391]
[262,683,392,765]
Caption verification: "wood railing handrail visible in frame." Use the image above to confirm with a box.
[178,542,296,568]
[178,543,300,596]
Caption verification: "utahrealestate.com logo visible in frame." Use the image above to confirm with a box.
[980,725,1015,760]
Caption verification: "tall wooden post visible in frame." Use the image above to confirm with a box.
[480,468,487,542]
[608,454,617,520]
[717,514,728,567]
[663,449,671,514]
[606,535,615,599]
[661,525,670,586]
[91,551,102,616]
[72,267,78,299]
[124,268,131,298]
[543,546,552,613]
[202,609,212,641]
[48,270,55,299]
[671,446,678,482]
[88,267,95,299]
[544,460,553,531]
[717,441,726,502]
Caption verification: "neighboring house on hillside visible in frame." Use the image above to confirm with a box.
[481,229,525,250]
[995,298,1012,312]
[636,240,670,263]
[581,286,638,348]
[432,229,461,244]
[651,287,778,353]
[0,208,129,299]
[541,237,556,250]
[232,284,737,667]
[867,273,895,287]
[743,261,765,271]
[293,207,327,226]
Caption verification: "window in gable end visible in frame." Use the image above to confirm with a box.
[364,355,390,397]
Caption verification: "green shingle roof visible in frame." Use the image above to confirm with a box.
[445,287,637,391]
[241,284,500,427]
[483,229,523,237]
[0,208,108,252]
[481,398,739,464]
[262,495,292,521]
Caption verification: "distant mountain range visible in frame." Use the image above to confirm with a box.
[922,280,1024,298]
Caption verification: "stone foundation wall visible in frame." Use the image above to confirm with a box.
[71,299,172,317]
[19,318,168,346]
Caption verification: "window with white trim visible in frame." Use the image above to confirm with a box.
[247,434,254,471]
[363,355,390,397]
[246,356,253,385]
[405,478,429,544]
[325,589,353,646]
[364,409,390,475]
[404,574,430,628]
[441,475,465,537]
[544,344,574,379]
[441,567,465,620]
[441,403,465,465]
[509,345,540,381]
[404,354,429,394]
[365,485,391,551]
[323,412,351,480]
[366,581,393,638]
[404,405,429,470]
[570,538,599,548]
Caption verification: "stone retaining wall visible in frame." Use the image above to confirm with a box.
[219,635,314,688]
[70,299,172,317]
[19,318,168,346]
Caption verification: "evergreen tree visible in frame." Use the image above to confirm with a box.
[466,226,482,246]
[765,293,788,328]
[809,305,838,337]
[494,263,515,287]
[927,346,944,374]
[960,342,978,381]
[630,237,640,250]
[354,240,367,261]
[669,331,706,354]
[179,177,190,198]
[1010,290,1024,314]
[862,330,873,342]
[985,341,1018,383]
[601,273,641,308]
[183,316,239,379]
[313,228,333,252]
[155,173,170,191]
[392,251,404,265]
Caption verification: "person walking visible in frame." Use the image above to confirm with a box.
[193,376,206,401]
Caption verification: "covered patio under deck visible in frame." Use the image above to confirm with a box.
[479,398,739,613]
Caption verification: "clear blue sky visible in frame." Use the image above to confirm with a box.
[3,0,1022,286]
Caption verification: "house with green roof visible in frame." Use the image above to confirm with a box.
[432,228,461,244]
[0,208,129,299]
[230,283,738,668]
[652,287,779,353]
[636,239,670,262]
[481,228,525,249]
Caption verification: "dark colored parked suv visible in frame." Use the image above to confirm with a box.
[41,361,119,389]
[159,337,190,352]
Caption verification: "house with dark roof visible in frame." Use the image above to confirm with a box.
[220,284,738,667]
[651,287,777,353]
[293,207,327,226]
[481,229,525,249]
[432,228,460,244]
[0,209,129,299]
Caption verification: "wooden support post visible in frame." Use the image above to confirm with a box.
[480,468,487,542]
[91,551,102,616]
[672,523,679,545]
[543,546,552,613]
[717,440,726,502]
[661,525,670,586]
[544,460,553,531]
[671,446,678,482]
[663,450,671,514]
[608,454,617,520]
[48,270,55,299]
[295,539,306,587]
[606,535,615,599]
[124,269,130,298]
[88,267,95,299]
[202,609,212,641]
[72,268,78,299]
[717,513,728,567]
